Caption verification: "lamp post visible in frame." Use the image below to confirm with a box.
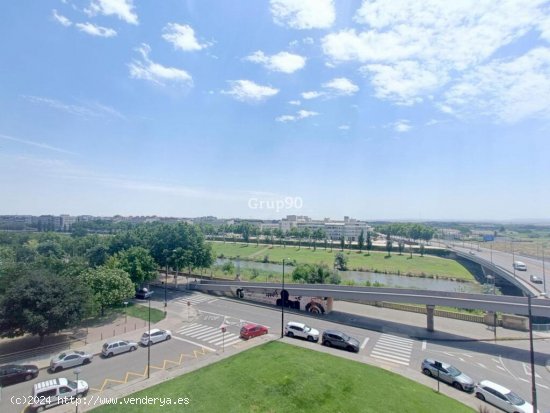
[73,368,81,413]
[512,241,516,277]
[123,301,128,324]
[543,247,547,295]
[527,292,547,413]
[147,292,151,379]
[280,258,286,338]
[165,263,168,309]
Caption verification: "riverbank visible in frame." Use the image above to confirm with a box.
[209,241,475,282]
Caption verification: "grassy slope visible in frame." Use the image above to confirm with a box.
[93,341,474,413]
[210,242,474,281]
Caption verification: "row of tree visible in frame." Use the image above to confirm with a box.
[0,222,214,342]
[375,223,435,242]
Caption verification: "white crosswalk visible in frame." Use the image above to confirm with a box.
[176,323,243,347]
[175,293,219,306]
[370,334,414,366]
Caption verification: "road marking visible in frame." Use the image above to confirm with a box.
[499,355,518,380]
[518,377,529,383]
[496,365,505,371]
[459,358,465,362]
[477,363,486,369]
[422,340,426,351]
[170,336,216,352]
[361,338,369,350]
[522,363,541,378]
[537,383,549,389]
[369,353,409,366]
[370,334,414,366]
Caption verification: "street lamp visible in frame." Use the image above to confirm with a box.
[147,291,151,379]
[123,301,128,324]
[280,258,287,338]
[542,247,547,295]
[527,291,547,413]
[73,368,81,413]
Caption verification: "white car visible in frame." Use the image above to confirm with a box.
[49,351,93,373]
[140,329,172,346]
[102,340,138,357]
[475,380,535,413]
[284,321,319,342]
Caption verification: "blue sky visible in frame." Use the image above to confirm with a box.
[1,0,550,221]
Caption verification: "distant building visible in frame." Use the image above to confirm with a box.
[60,214,77,231]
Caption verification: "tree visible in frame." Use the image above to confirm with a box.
[80,267,135,316]
[302,228,311,249]
[386,233,393,257]
[366,231,373,255]
[398,240,405,255]
[420,243,425,257]
[340,236,345,251]
[87,244,110,268]
[291,263,331,284]
[109,247,157,287]
[0,271,91,343]
[334,252,348,271]
[358,230,365,252]
[222,261,235,276]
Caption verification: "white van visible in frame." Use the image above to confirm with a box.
[31,378,88,411]
[513,261,527,271]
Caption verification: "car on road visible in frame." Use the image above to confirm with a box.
[421,359,474,392]
[240,323,268,340]
[321,330,360,352]
[49,351,93,373]
[135,287,154,299]
[475,380,534,413]
[513,261,528,271]
[31,378,88,411]
[530,275,543,284]
[140,328,172,346]
[284,321,319,342]
[0,364,39,386]
[102,340,139,357]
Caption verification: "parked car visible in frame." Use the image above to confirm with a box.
[284,321,319,342]
[321,330,360,352]
[49,351,93,373]
[421,359,474,392]
[530,275,543,284]
[135,287,154,299]
[31,378,88,411]
[102,340,138,357]
[140,329,171,346]
[0,364,39,386]
[475,380,535,413]
[240,323,268,340]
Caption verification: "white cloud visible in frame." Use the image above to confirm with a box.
[76,22,117,37]
[289,100,301,105]
[338,124,350,130]
[276,109,319,122]
[0,133,77,155]
[393,119,411,132]
[22,95,125,120]
[245,51,306,73]
[86,0,138,25]
[361,61,445,105]
[128,44,192,87]
[322,77,359,95]
[320,0,550,115]
[301,91,324,100]
[52,9,72,27]
[270,0,335,29]
[222,80,279,103]
[162,23,210,52]
[444,47,550,122]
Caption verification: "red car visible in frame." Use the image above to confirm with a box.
[240,323,268,340]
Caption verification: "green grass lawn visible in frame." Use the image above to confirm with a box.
[210,242,474,281]
[119,303,166,323]
[93,341,474,413]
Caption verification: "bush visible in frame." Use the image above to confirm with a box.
[262,255,269,263]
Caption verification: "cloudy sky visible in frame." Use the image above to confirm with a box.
[1,0,549,221]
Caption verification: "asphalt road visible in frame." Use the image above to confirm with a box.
[1,290,549,413]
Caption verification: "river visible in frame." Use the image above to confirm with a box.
[216,259,485,294]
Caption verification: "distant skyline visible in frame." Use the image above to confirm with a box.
[1,1,550,221]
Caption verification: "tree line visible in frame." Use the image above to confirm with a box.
[0,222,213,342]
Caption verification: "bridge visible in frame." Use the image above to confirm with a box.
[191,280,550,332]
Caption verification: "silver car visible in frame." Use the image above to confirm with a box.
[102,340,138,357]
[421,359,474,392]
[50,351,93,372]
[140,329,172,346]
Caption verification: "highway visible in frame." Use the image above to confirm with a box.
[1,290,549,413]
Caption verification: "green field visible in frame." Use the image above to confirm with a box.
[93,341,474,413]
[119,303,166,323]
[210,242,474,281]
